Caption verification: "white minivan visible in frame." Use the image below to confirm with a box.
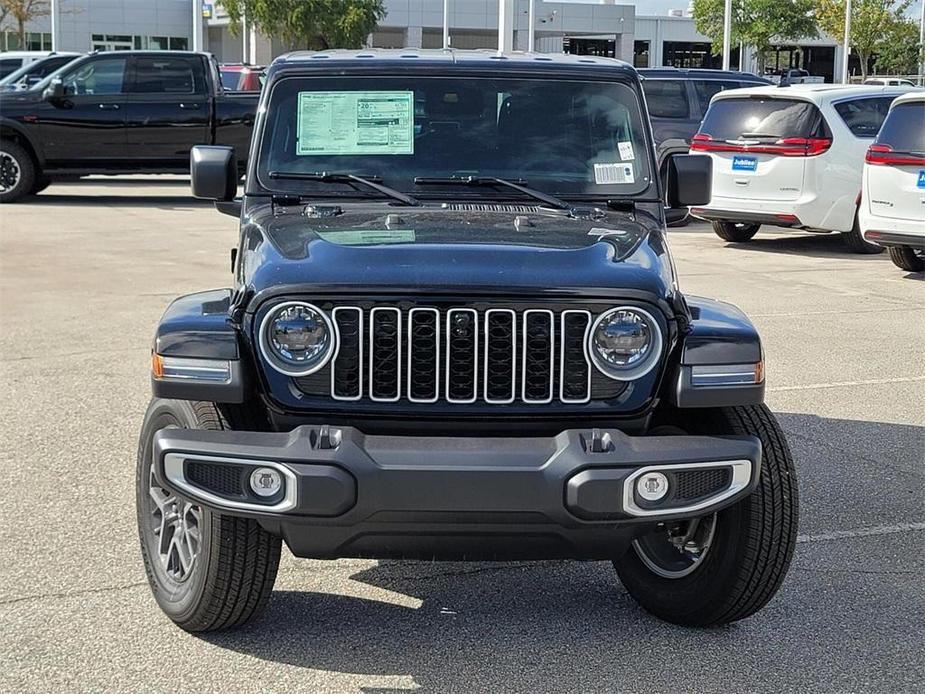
[690,84,916,253]
[859,91,925,272]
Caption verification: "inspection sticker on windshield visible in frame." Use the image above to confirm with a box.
[618,141,635,161]
[594,163,634,185]
[296,91,414,156]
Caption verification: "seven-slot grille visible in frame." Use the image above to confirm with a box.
[319,304,607,405]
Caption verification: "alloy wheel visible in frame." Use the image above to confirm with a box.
[0,151,21,193]
[148,466,203,583]
[632,513,717,579]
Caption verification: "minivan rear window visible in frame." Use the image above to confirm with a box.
[875,103,925,152]
[699,98,825,140]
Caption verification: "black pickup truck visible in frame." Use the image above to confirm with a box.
[0,51,258,202]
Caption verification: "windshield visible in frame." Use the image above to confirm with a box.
[257,75,653,200]
[220,68,241,90]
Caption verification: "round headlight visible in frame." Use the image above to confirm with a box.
[589,307,662,380]
[259,302,335,376]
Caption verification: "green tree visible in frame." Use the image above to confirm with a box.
[221,0,386,50]
[814,0,912,80]
[874,17,920,75]
[691,0,818,73]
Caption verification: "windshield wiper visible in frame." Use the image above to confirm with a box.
[268,171,421,207]
[413,176,571,210]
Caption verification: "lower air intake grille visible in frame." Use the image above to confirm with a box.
[672,468,732,501]
[186,462,246,498]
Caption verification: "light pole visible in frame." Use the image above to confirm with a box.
[722,0,732,70]
[498,0,514,52]
[192,0,204,52]
[527,0,535,52]
[841,0,852,84]
[50,0,58,50]
[443,0,450,49]
[919,0,924,86]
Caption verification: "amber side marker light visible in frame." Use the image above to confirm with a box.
[151,353,232,383]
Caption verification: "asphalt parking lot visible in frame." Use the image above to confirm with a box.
[1,177,922,693]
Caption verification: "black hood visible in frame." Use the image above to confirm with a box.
[236,199,679,307]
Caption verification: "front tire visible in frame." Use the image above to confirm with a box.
[614,405,798,626]
[712,221,760,242]
[888,246,924,272]
[0,139,36,203]
[136,399,281,632]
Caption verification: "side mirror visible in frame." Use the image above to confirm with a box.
[42,78,65,101]
[667,154,712,208]
[191,145,237,202]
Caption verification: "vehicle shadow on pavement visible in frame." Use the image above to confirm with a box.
[723,233,889,259]
[20,192,209,210]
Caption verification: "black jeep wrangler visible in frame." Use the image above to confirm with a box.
[137,50,798,631]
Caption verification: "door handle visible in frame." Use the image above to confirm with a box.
[98,103,120,110]
[179,103,202,109]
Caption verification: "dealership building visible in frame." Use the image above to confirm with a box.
[4,0,851,82]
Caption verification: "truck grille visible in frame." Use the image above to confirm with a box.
[295,303,626,406]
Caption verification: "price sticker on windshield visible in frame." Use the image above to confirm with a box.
[296,91,414,156]
[594,163,635,185]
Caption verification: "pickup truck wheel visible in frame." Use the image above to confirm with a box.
[888,246,924,272]
[0,140,35,203]
[712,221,759,242]
[614,405,799,626]
[136,399,281,632]
[842,215,885,254]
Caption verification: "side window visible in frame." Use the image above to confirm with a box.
[693,80,743,114]
[61,58,127,96]
[641,80,690,119]
[130,57,204,94]
[833,98,895,138]
[0,59,23,79]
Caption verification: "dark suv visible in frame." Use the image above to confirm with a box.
[639,68,771,222]
[137,50,798,632]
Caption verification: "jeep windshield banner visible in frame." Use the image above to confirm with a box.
[296,91,414,156]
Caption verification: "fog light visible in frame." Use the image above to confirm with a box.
[636,471,669,502]
[250,467,283,498]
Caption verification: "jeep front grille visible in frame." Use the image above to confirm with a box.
[310,304,618,406]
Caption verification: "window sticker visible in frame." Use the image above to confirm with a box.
[618,141,635,161]
[594,163,635,185]
[316,229,416,245]
[296,91,414,156]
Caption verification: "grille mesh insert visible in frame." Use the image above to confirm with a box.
[673,468,732,500]
[186,462,245,497]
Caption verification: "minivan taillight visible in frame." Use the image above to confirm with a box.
[690,133,831,157]
[865,144,925,166]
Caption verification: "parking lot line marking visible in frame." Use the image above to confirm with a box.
[797,522,925,544]
[769,376,925,392]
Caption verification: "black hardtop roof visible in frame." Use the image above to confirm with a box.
[269,48,637,79]
[638,67,771,83]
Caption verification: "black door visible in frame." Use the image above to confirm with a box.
[40,56,129,166]
[123,55,210,167]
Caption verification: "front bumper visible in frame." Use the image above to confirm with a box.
[152,426,761,560]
